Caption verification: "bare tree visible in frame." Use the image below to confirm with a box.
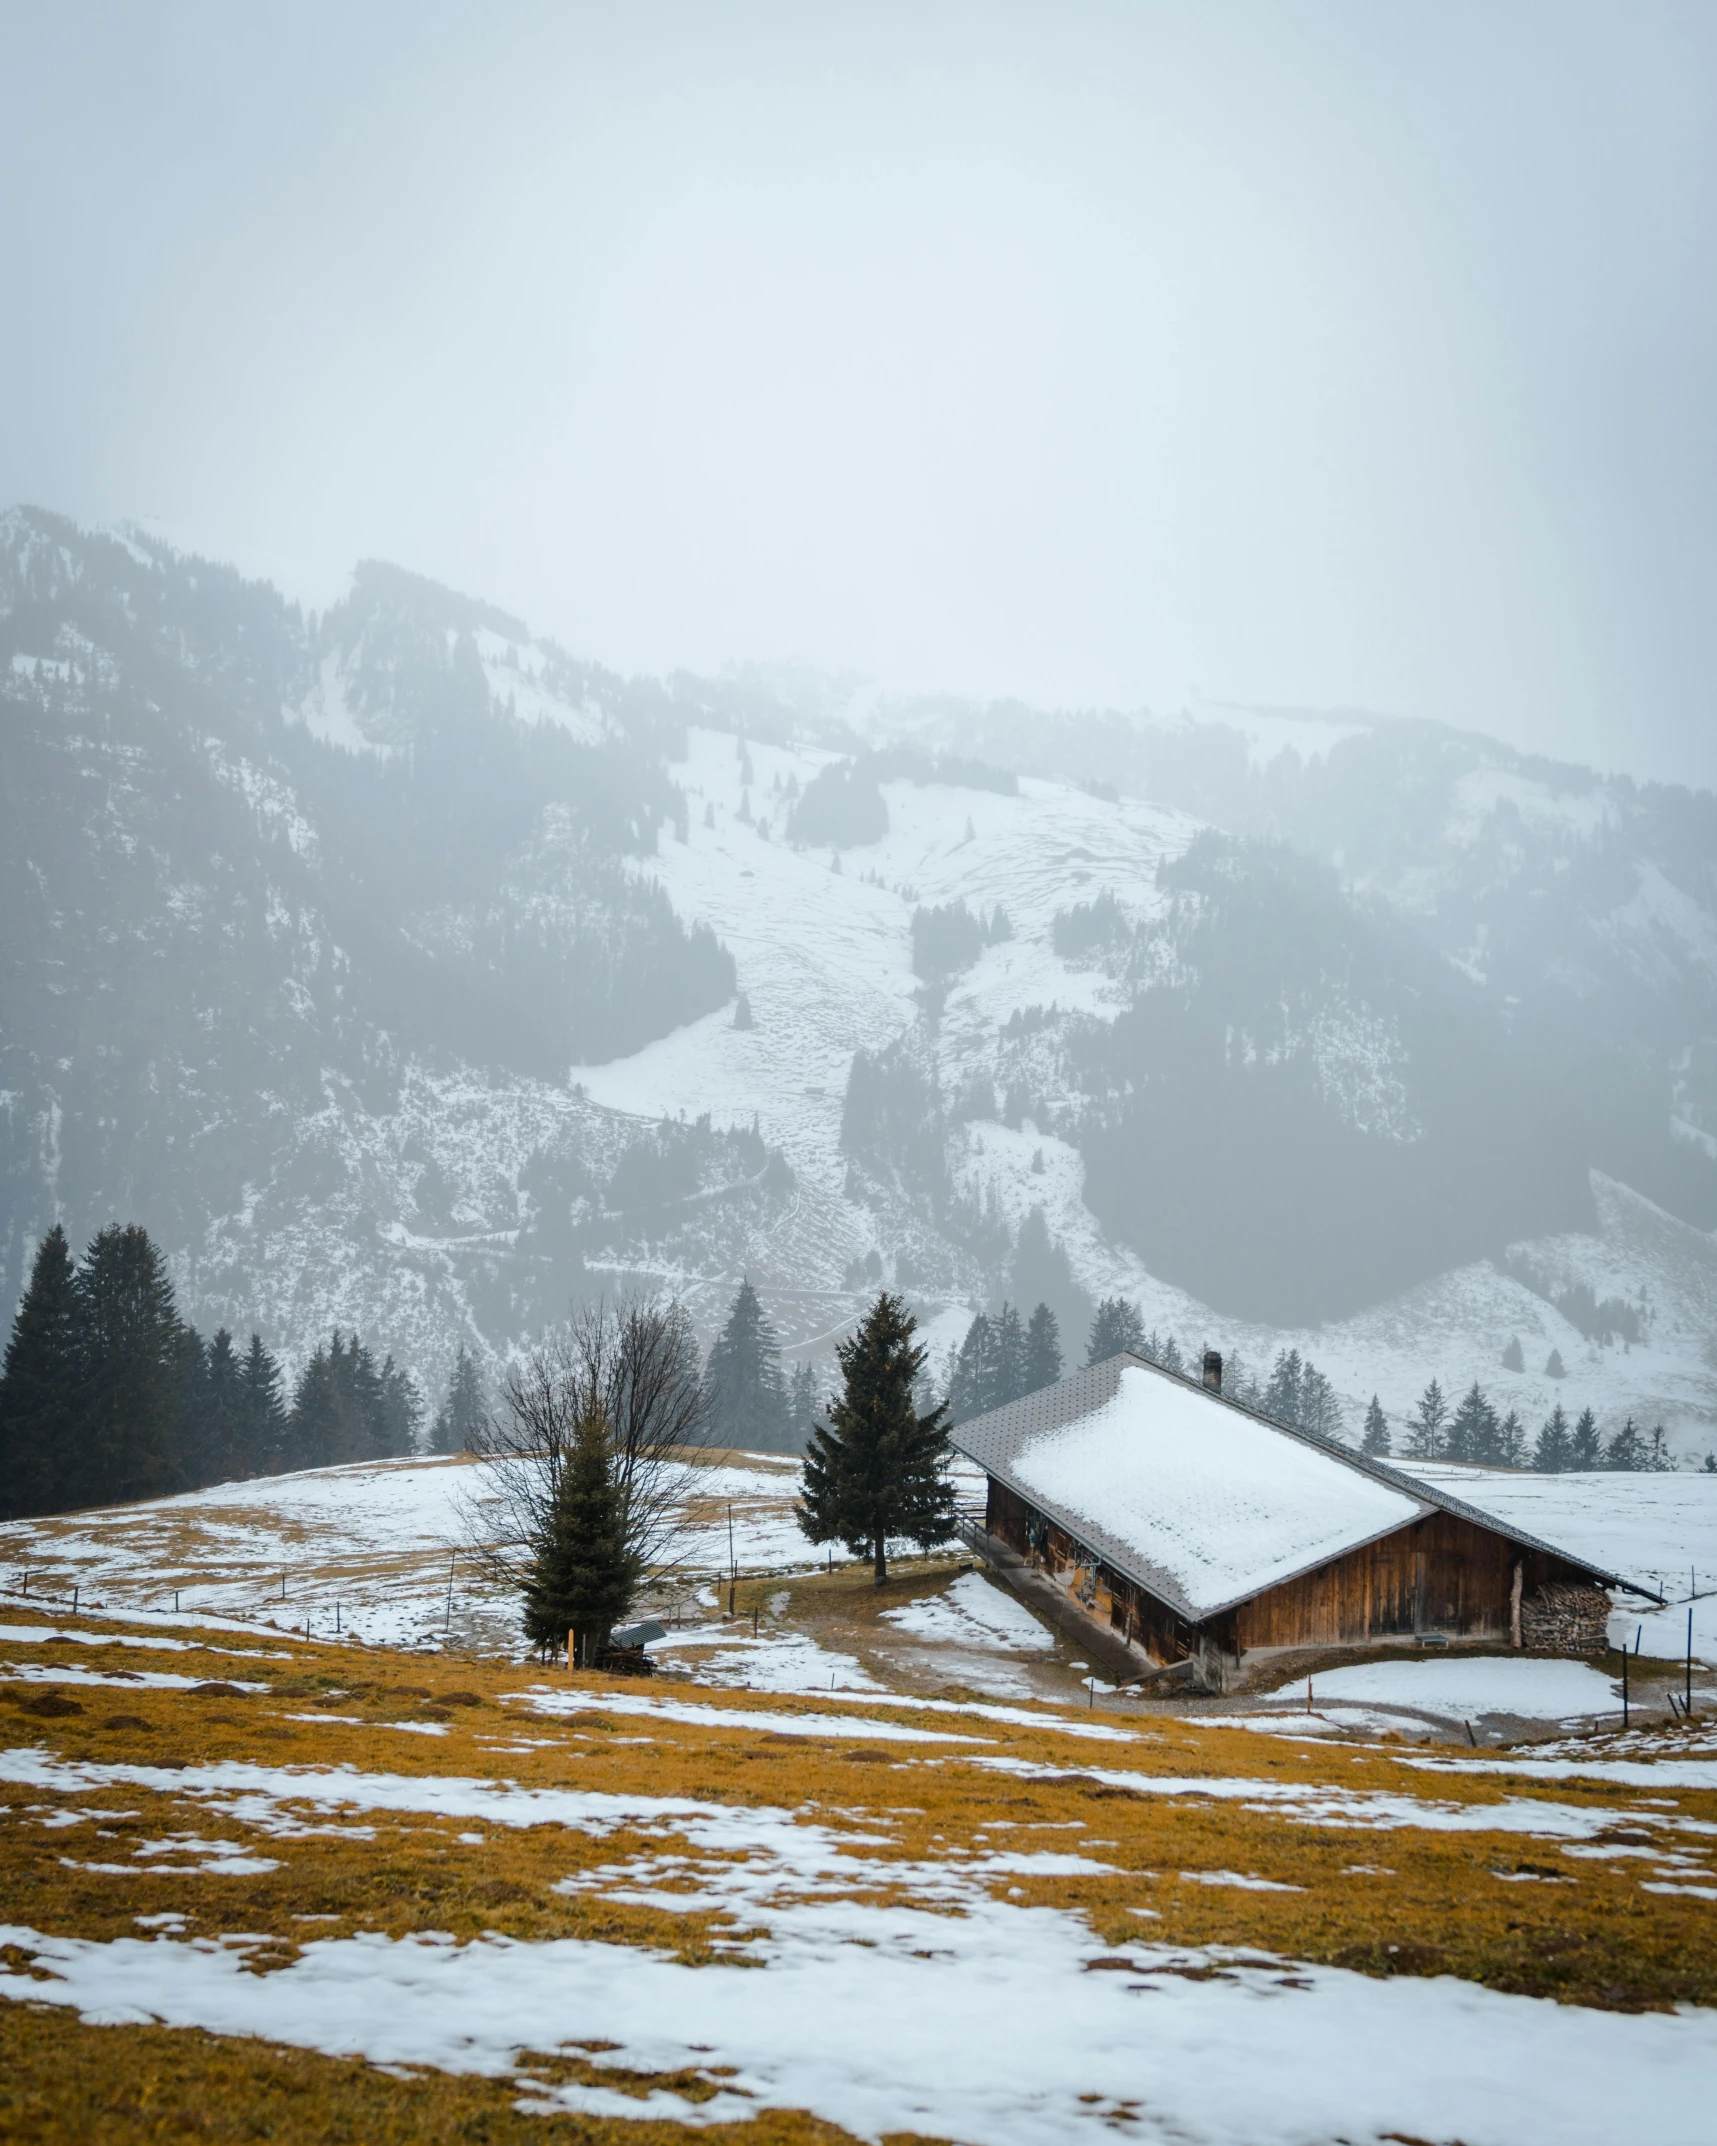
[462,1295,707,1602]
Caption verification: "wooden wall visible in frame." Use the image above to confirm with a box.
[984,1473,1597,1662]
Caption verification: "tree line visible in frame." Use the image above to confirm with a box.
[1361,1377,1678,1473]
[0,1223,422,1519]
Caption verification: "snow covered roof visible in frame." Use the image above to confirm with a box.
[951,1355,1628,1624]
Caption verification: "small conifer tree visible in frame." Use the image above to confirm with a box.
[702,1279,790,1450]
[1495,1409,1527,1467]
[1086,1296,1145,1366]
[238,1334,287,1475]
[1501,1336,1525,1373]
[1360,1394,1390,1457]
[521,1400,638,1665]
[1533,1403,1571,1472]
[0,1225,82,1518]
[1404,1379,1449,1460]
[432,1345,486,1455]
[1544,1348,1566,1379]
[1447,1381,1495,1465]
[1568,1406,1602,1470]
[799,1293,954,1584]
[1022,1303,1062,1394]
[1605,1416,1645,1471]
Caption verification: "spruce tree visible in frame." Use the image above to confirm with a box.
[1297,1362,1341,1440]
[1569,1406,1602,1471]
[376,1355,422,1456]
[946,1312,995,1424]
[1263,1349,1304,1428]
[1501,1336,1525,1373]
[1495,1409,1527,1467]
[287,1343,336,1470]
[1404,1379,1449,1460]
[74,1224,183,1505]
[1086,1295,1145,1366]
[1605,1416,1645,1471]
[521,1400,638,1664]
[238,1334,287,1476]
[431,1345,486,1455]
[1158,1334,1185,1378]
[787,1360,818,1451]
[198,1328,246,1486]
[1447,1381,1494,1465]
[1022,1303,1062,1394]
[990,1302,1026,1407]
[0,1225,82,1519]
[702,1279,789,1449]
[1360,1394,1391,1457]
[1533,1403,1571,1472]
[799,1292,954,1584]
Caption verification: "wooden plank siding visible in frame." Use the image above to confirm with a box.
[984,1473,1598,1664]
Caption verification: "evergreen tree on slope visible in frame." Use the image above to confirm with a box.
[75,1224,183,1506]
[946,1312,995,1424]
[702,1279,790,1450]
[0,1225,82,1519]
[1360,1394,1391,1458]
[432,1344,487,1456]
[1023,1302,1062,1395]
[1086,1295,1145,1367]
[990,1301,1026,1408]
[521,1399,638,1665]
[1404,1379,1448,1461]
[238,1334,287,1475]
[1447,1381,1496,1466]
[799,1292,953,1584]
[1534,1403,1571,1472]
[1569,1407,1603,1471]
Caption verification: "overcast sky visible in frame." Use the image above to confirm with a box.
[3,2,1714,785]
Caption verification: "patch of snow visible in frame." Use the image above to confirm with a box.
[1263,1657,1623,1724]
[880,1570,1056,1652]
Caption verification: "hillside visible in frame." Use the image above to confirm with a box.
[4,1564,1717,2143]
[4,507,1716,1456]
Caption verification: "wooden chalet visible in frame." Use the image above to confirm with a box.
[951,1352,1635,1683]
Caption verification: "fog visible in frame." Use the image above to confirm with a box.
[3,1,1714,785]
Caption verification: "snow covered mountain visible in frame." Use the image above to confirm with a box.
[3,506,1714,1457]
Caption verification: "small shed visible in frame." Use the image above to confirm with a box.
[951,1353,1635,1684]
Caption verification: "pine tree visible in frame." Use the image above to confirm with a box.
[1297,1362,1342,1440]
[991,1302,1026,1407]
[286,1342,337,1470]
[1404,1379,1449,1460]
[1569,1406,1602,1470]
[74,1224,184,1505]
[1263,1349,1304,1428]
[1158,1334,1185,1379]
[431,1345,486,1455]
[798,1293,953,1583]
[197,1328,246,1486]
[946,1312,996,1424]
[520,1399,638,1665]
[1533,1403,1571,1472]
[376,1355,422,1456]
[0,1225,82,1519]
[1361,1394,1391,1457]
[1086,1295,1145,1366]
[1447,1381,1495,1465]
[1023,1303,1062,1394]
[702,1279,790,1450]
[788,1360,818,1450]
[1605,1416,1645,1471]
[1501,1336,1525,1373]
[1544,1348,1566,1380]
[1495,1409,1527,1467]
[238,1334,287,1475]
[1647,1424,1674,1472]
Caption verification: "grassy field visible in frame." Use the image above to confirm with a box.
[4,1572,1717,2143]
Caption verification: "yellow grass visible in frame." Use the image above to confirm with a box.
[3,1604,1715,2139]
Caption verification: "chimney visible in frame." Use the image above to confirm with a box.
[1202,1350,1223,1395]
